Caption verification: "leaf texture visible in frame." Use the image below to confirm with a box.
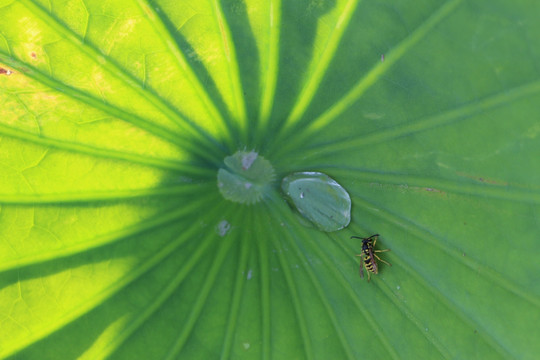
[1,0,539,359]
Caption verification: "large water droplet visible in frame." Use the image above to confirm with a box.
[281,172,351,232]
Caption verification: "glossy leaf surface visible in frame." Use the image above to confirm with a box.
[1,0,539,359]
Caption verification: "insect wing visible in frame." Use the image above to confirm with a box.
[359,253,364,278]
[367,247,378,274]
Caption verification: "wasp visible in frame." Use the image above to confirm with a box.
[351,234,391,281]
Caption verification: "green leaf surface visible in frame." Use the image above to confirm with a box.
[1,0,539,359]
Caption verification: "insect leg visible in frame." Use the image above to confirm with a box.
[373,253,392,267]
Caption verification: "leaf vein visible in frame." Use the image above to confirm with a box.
[21,0,221,149]
[351,195,540,309]
[134,0,234,146]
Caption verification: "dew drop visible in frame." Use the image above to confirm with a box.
[281,172,351,232]
[217,220,231,237]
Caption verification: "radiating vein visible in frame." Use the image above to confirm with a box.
[282,0,361,131]
[94,213,225,359]
[220,214,251,360]
[209,0,248,138]
[0,52,192,148]
[272,0,464,158]
[331,168,540,205]
[306,0,463,132]
[268,203,356,360]
[0,122,198,173]
[135,0,234,144]
[255,209,272,360]
[20,0,222,150]
[301,79,540,158]
[265,210,315,360]
[0,184,211,204]
[300,239,400,359]
[351,194,540,309]
[0,197,220,359]
[269,194,400,360]
[0,52,223,163]
[345,221,514,358]
[385,254,513,359]
[0,197,214,274]
[346,227,454,358]
[343,229,454,359]
[258,0,281,128]
[164,216,239,360]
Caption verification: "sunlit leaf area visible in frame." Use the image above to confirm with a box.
[1,0,539,358]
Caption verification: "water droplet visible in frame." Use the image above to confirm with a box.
[281,172,351,232]
[217,220,231,237]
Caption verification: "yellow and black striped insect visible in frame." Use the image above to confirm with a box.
[351,234,391,281]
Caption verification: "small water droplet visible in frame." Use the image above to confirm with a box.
[216,220,231,237]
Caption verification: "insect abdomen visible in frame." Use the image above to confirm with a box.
[363,257,377,273]
[363,249,377,273]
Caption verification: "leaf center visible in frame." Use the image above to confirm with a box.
[217,151,275,204]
